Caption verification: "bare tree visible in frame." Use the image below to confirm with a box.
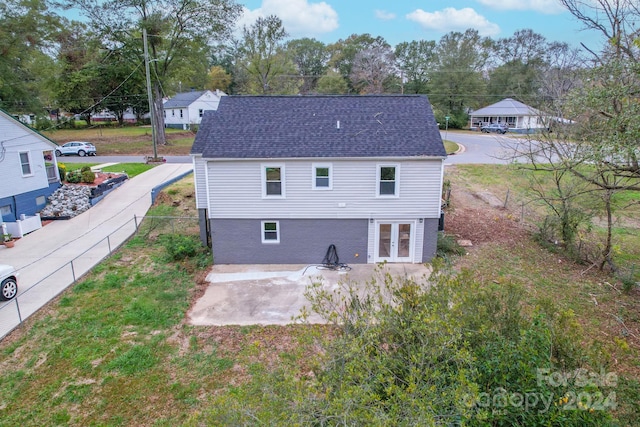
[350,44,395,94]
[497,2,640,274]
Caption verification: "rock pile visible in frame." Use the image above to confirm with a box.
[40,185,92,218]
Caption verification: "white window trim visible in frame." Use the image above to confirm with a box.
[312,163,333,190]
[261,220,280,244]
[376,163,400,197]
[261,163,286,198]
[19,151,33,176]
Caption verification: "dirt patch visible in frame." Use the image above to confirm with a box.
[444,185,531,246]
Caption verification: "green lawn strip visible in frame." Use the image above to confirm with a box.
[100,163,154,178]
[56,163,154,178]
[443,140,459,154]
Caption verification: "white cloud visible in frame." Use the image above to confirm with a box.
[375,10,396,21]
[476,0,566,14]
[406,7,501,37]
[237,0,339,37]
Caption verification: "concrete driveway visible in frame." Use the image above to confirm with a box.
[188,263,432,326]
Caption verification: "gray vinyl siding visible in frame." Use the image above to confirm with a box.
[211,218,368,264]
[192,155,208,209]
[205,159,443,220]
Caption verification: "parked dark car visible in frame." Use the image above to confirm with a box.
[481,123,508,134]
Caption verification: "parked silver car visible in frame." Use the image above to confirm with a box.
[0,264,18,301]
[481,123,508,134]
[55,141,97,157]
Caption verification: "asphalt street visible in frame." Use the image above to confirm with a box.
[59,131,515,166]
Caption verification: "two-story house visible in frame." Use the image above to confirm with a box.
[191,95,447,265]
[163,89,226,130]
[0,109,61,223]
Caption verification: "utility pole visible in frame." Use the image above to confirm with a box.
[445,115,450,142]
[143,28,158,160]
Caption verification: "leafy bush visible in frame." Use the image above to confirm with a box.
[288,263,614,425]
[160,234,204,261]
[437,232,466,258]
[65,169,82,183]
[81,169,95,184]
[58,163,67,181]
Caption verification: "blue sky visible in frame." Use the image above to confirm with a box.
[238,0,604,49]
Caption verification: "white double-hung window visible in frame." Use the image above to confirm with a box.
[262,164,285,198]
[312,163,332,190]
[377,164,399,197]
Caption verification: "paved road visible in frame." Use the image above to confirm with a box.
[60,131,514,166]
[442,131,517,164]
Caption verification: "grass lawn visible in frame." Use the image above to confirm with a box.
[56,162,155,178]
[443,139,459,154]
[42,126,195,156]
[0,167,638,425]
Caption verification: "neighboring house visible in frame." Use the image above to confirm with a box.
[191,95,447,265]
[470,98,551,133]
[163,89,226,130]
[0,109,61,222]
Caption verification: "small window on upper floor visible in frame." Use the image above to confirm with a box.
[377,164,399,197]
[172,109,175,117]
[199,109,204,117]
[20,152,32,176]
[262,165,285,198]
[261,221,280,243]
[313,163,332,190]
[180,109,183,118]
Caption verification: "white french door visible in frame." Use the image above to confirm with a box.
[376,222,413,262]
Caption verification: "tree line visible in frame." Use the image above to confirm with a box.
[2,0,584,135]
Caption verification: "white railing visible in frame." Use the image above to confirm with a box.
[5,214,42,238]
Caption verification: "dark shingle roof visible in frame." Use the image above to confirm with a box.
[191,95,446,159]
[163,91,207,108]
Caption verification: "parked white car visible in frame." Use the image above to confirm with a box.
[0,264,18,301]
[55,141,97,157]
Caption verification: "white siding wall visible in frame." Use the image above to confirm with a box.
[192,155,208,209]
[187,97,221,125]
[205,158,444,219]
[164,91,222,126]
[0,115,52,198]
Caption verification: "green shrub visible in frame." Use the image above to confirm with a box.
[58,163,67,181]
[160,234,203,261]
[65,170,82,183]
[81,169,95,184]
[286,264,615,426]
[437,232,466,258]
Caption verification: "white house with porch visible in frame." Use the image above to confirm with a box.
[469,98,549,133]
